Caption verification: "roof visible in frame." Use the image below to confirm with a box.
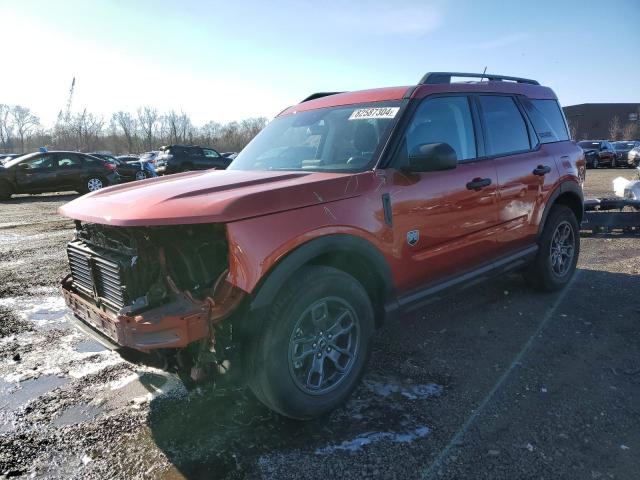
[280,81,557,116]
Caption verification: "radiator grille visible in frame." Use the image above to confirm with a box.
[67,241,125,310]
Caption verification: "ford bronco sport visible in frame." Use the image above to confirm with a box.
[59,72,585,419]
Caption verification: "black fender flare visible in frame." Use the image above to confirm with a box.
[249,234,395,311]
[538,181,584,238]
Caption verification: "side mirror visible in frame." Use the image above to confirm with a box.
[405,142,458,173]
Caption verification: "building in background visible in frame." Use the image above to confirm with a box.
[563,103,640,140]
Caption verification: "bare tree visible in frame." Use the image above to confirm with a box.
[111,111,138,153]
[0,104,15,152]
[608,115,622,141]
[11,106,40,152]
[70,109,104,151]
[622,122,639,140]
[137,106,158,151]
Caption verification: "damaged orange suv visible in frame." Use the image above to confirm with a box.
[60,72,585,419]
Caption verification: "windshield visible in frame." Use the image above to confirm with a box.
[578,141,600,150]
[613,142,635,150]
[4,152,39,168]
[228,101,402,172]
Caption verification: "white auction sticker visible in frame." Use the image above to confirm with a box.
[348,107,399,120]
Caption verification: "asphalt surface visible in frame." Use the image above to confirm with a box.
[0,169,639,479]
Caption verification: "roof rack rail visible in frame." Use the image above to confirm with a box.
[301,92,344,103]
[419,72,540,86]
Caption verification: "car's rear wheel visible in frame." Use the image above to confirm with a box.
[83,176,105,193]
[135,170,146,180]
[246,266,374,419]
[0,181,12,200]
[524,205,579,292]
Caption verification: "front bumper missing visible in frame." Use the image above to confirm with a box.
[61,275,245,352]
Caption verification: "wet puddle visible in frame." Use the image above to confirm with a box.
[74,338,107,353]
[52,402,101,426]
[0,375,69,412]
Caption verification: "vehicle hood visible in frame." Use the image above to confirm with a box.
[59,169,373,226]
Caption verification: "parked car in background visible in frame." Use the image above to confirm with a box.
[139,151,160,165]
[613,141,640,168]
[116,154,140,162]
[628,146,640,167]
[154,145,231,174]
[89,153,156,181]
[0,151,117,199]
[0,153,24,164]
[578,140,617,168]
[60,71,584,419]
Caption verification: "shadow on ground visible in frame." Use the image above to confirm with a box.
[142,269,640,479]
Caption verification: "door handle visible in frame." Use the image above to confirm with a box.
[533,165,551,176]
[466,177,492,191]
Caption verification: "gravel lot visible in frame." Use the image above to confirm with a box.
[1,169,639,479]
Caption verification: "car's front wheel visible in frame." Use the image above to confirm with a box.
[524,205,579,291]
[246,266,374,419]
[135,170,146,180]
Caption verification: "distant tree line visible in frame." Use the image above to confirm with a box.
[0,103,269,155]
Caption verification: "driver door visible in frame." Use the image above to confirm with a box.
[383,95,500,291]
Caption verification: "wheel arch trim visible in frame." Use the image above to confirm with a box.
[249,234,395,312]
[538,180,584,238]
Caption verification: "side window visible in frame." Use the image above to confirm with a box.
[401,96,477,165]
[57,153,82,167]
[19,155,54,170]
[521,99,569,143]
[203,148,220,158]
[479,96,531,156]
[188,148,203,157]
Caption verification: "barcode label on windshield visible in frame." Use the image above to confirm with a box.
[349,107,399,120]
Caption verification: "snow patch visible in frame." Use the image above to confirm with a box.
[0,295,68,328]
[363,376,443,400]
[315,426,431,454]
[109,373,140,391]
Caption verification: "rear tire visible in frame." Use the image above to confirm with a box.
[246,266,374,419]
[0,181,12,200]
[135,170,146,180]
[81,176,106,194]
[524,205,579,292]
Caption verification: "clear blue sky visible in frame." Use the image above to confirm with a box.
[1,0,638,127]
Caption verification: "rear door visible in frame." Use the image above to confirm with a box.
[14,154,58,192]
[478,95,560,253]
[384,94,500,290]
[203,148,227,169]
[54,153,84,190]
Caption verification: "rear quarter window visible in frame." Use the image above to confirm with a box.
[522,99,569,143]
[478,95,531,156]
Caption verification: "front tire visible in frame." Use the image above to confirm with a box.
[246,266,374,419]
[135,170,146,180]
[524,205,579,292]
